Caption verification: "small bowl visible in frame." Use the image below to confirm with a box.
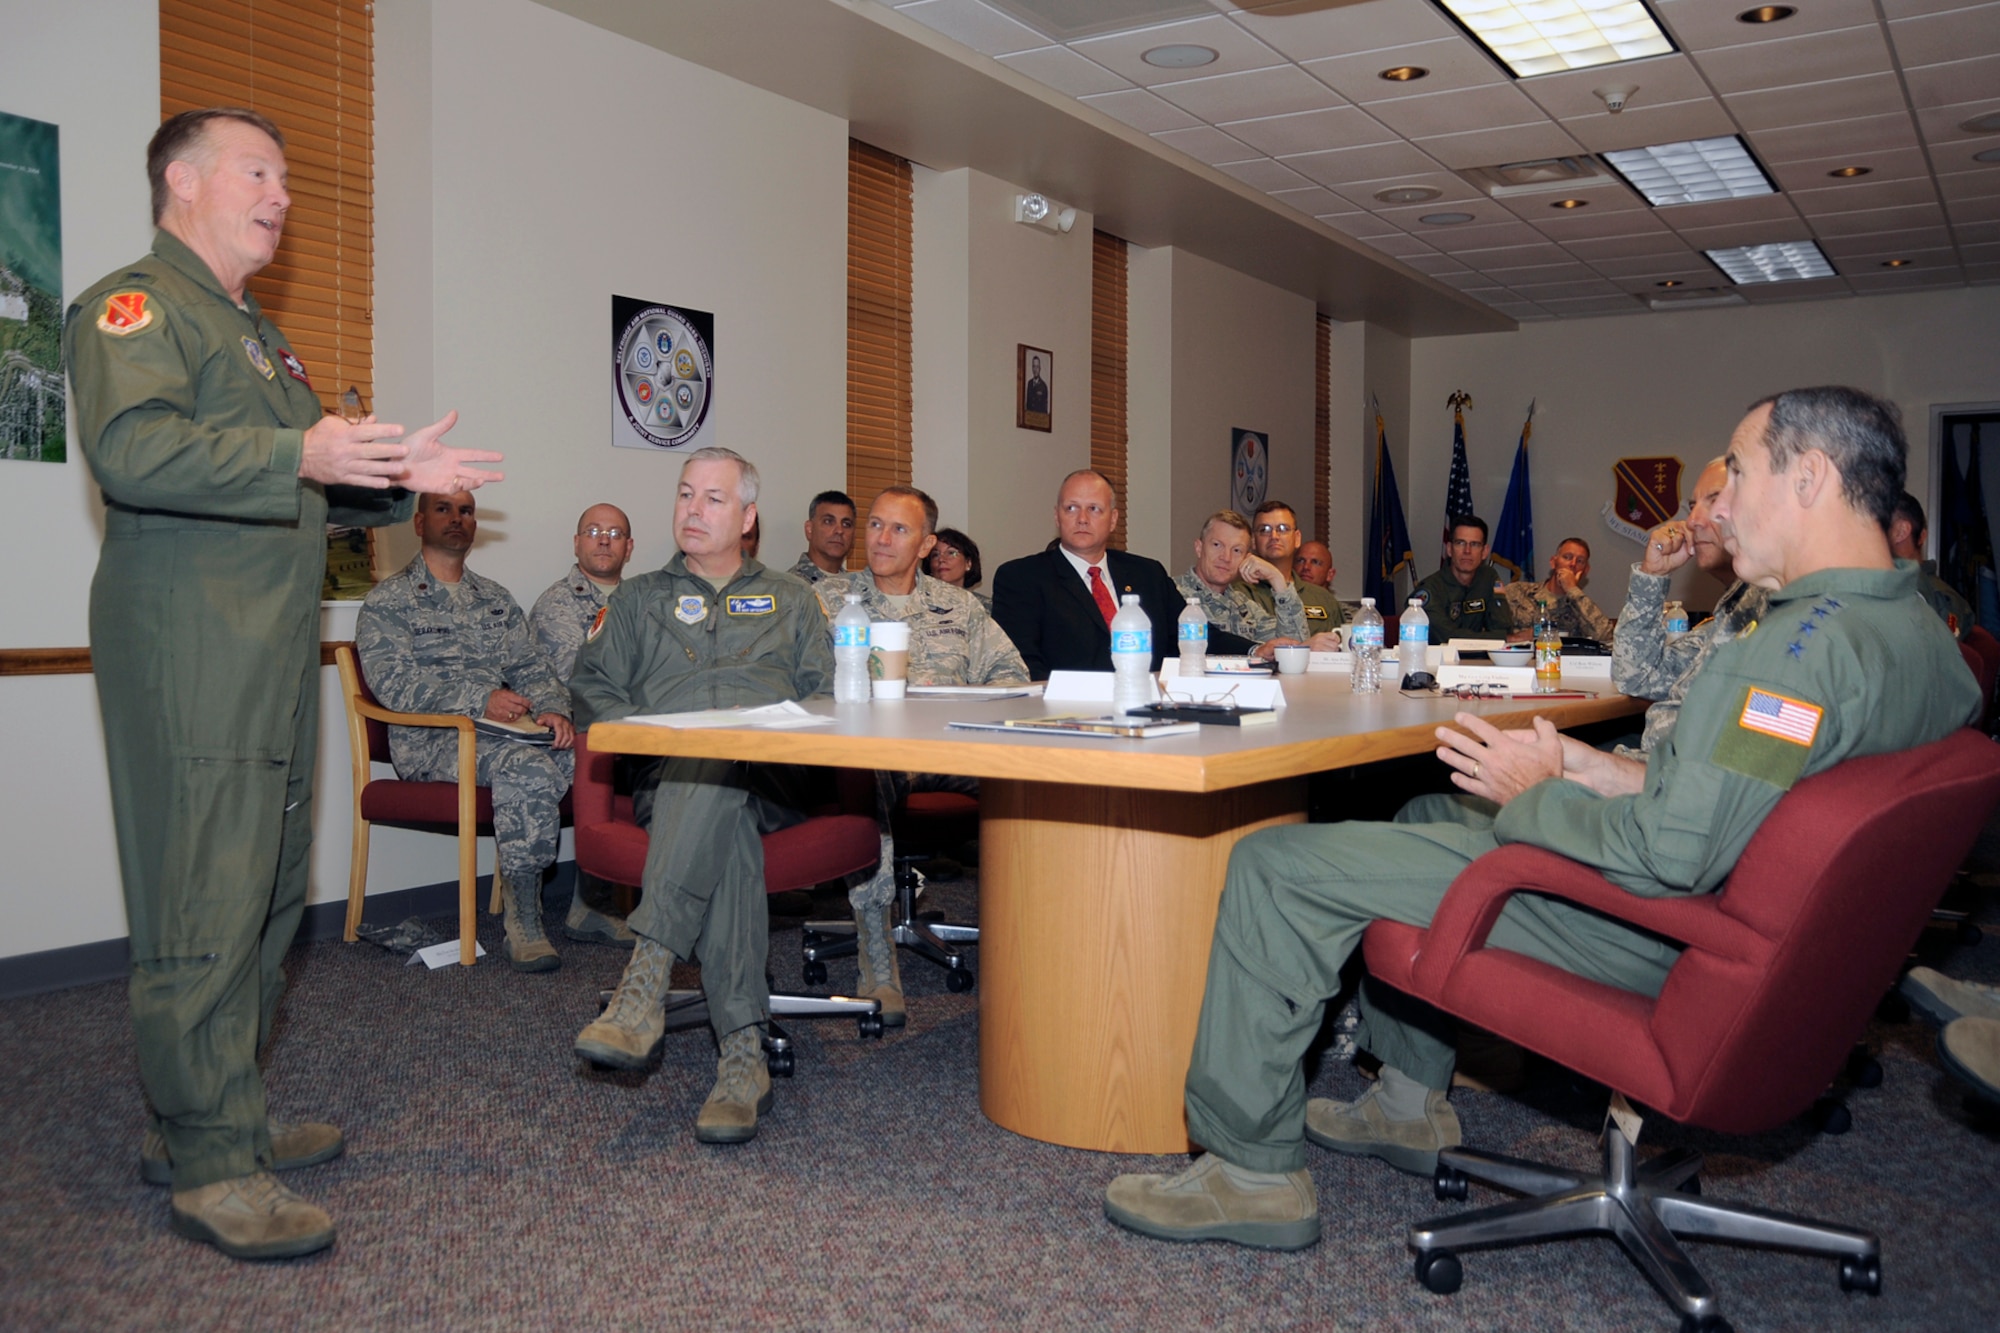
[1488,647,1533,667]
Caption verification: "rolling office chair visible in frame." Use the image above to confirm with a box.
[1360,729,2000,1331]
[570,730,886,1073]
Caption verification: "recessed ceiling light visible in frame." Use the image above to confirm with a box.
[1434,0,1675,78]
[1550,198,1589,209]
[1378,66,1428,82]
[1976,147,2000,164]
[1826,166,1871,179]
[1602,136,1775,206]
[1141,44,1218,69]
[1881,259,1914,268]
[1962,111,2000,135]
[1419,211,1477,225]
[1656,279,1683,287]
[1705,241,1836,284]
[1375,185,1443,204]
[1736,5,1795,22]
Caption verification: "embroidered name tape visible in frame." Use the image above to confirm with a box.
[1738,688,1822,746]
[726,595,775,616]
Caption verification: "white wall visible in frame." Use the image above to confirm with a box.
[1409,286,2000,615]
[1323,319,1367,599]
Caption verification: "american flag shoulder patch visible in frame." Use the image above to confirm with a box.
[1738,688,1822,747]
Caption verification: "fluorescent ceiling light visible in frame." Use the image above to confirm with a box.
[1602,136,1774,206]
[1704,241,1835,285]
[1435,0,1674,77]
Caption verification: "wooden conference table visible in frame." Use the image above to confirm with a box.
[589,673,1644,1155]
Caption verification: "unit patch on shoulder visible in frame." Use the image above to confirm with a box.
[278,349,311,386]
[726,595,776,616]
[96,291,154,336]
[1711,684,1823,789]
[586,605,608,643]
[675,594,707,624]
[241,336,275,380]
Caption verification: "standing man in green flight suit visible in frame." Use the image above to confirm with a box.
[1102,386,1979,1250]
[64,108,502,1261]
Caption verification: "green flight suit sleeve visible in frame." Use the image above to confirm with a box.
[570,587,644,729]
[792,595,835,699]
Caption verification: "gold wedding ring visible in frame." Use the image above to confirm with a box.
[1473,760,1482,780]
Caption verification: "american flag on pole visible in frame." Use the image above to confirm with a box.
[1738,688,1822,746]
[1443,398,1474,564]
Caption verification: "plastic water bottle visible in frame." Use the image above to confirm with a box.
[1664,600,1690,637]
[1350,597,1384,694]
[1396,592,1429,687]
[1177,595,1208,679]
[1111,593,1154,715]
[833,593,870,703]
[1534,599,1562,683]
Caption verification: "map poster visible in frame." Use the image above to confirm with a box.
[611,294,715,453]
[0,108,63,463]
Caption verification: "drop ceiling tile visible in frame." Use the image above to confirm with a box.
[1676,219,1818,248]
[1362,232,1439,258]
[1915,97,2000,145]
[1768,147,1936,192]
[1495,183,1651,224]
[1151,125,1257,165]
[1227,0,1459,62]
[1750,113,1922,163]
[1820,231,1956,258]
[1965,240,2000,261]
[1338,172,1487,210]
[1067,15,1286,86]
[1480,260,1598,283]
[997,45,1131,96]
[1439,272,1505,290]
[1959,218,2000,242]
[1936,141,2000,173]
[1889,6,2000,69]
[1881,0,1995,18]
[1793,177,1944,215]
[1563,100,1740,154]
[1972,264,2000,283]
[1369,197,1521,230]
[1079,87,1203,133]
[1939,167,2000,202]
[1368,83,1547,140]
[1267,185,1350,215]
[1653,193,1803,231]
[1219,106,1400,157]
[1697,26,1895,95]
[1216,156,1316,191]
[1317,210,1403,239]
[894,0,1050,57]
[1655,0,1882,50]
[1449,240,1574,267]
[1284,141,1449,188]
[1950,194,2000,222]
[1904,54,2000,109]
[1844,269,1970,291]
[1564,232,1707,259]
[1590,252,1714,279]
[1402,217,1546,248]
[1301,40,1510,105]
[1516,54,1710,119]
[1536,294,1646,316]
[1416,123,1587,171]
[1725,73,1908,132]
[1608,268,1728,293]
[1510,278,1629,300]
[1402,254,1474,277]
[1734,276,1857,301]
[1809,202,1949,235]
[1152,64,1346,121]
[1531,208,1674,241]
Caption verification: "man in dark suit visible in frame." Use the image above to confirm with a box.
[991,469,1187,679]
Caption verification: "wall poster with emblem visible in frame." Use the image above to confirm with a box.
[611,295,715,452]
[1231,429,1268,515]
[0,109,63,463]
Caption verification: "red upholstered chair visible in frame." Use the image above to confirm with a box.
[337,643,570,968]
[1361,729,2000,1329]
[572,730,887,1070]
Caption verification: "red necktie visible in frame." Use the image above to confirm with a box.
[1089,566,1117,627]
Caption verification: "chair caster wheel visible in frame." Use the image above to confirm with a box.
[1811,1097,1853,1135]
[858,1013,885,1039]
[766,1048,794,1078]
[1679,1315,1732,1333]
[801,960,828,986]
[1845,1047,1882,1088]
[1433,1164,1468,1202]
[945,967,975,993]
[1415,1250,1461,1294]
[1839,1255,1882,1295]
[1959,921,1983,946]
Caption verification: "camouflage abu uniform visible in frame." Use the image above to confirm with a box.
[1175,569,1308,645]
[1917,560,1973,639]
[790,552,834,584]
[1503,578,1617,641]
[1612,567,1770,760]
[529,562,612,681]
[356,556,574,888]
[570,555,833,1038]
[813,569,1029,687]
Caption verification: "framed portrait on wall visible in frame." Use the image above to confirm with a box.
[1017,344,1052,432]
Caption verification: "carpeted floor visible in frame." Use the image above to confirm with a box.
[2,867,1996,1332]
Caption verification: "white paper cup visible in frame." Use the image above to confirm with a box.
[869,620,910,699]
[871,677,907,700]
[1274,645,1310,675]
[868,621,910,651]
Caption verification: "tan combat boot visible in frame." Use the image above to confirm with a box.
[574,937,675,1068]
[170,1170,336,1260]
[853,901,906,1027]
[694,1025,773,1144]
[141,1120,344,1187]
[498,872,560,972]
[562,885,637,946]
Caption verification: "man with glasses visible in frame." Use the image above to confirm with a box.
[530,503,641,946]
[1503,537,1616,642]
[1414,516,1514,639]
[1175,510,1310,657]
[1249,501,1345,633]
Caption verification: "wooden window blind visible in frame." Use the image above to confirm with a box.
[161,1,374,414]
[1315,314,1331,544]
[1090,230,1129,552]
[847,139,913,564]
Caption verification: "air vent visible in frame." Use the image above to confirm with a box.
[1461,157,1614,199]
[1646,288,1747,311]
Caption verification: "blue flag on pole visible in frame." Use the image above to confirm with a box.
[1366,401,1414,614]
[1443,401,1473,564]
[1491,402,1535,581]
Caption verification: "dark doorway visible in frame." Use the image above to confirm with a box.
[1934,404,2000,632]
